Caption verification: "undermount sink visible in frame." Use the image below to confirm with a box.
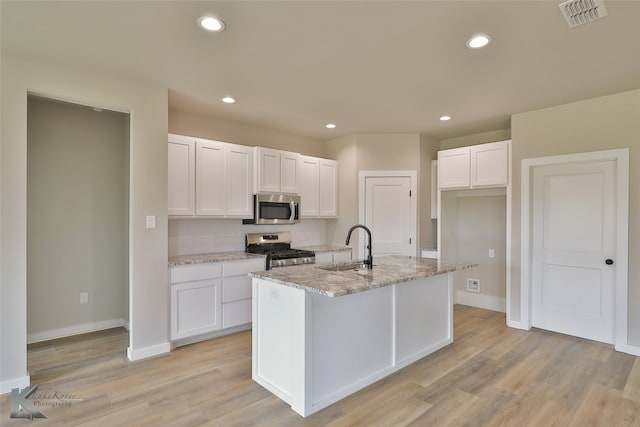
[316,261,370,272]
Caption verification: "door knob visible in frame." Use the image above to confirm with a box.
[605,259,614,265]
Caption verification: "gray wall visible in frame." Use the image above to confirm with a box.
[1,52,168,393]
[169,109,327,158]
[27,97,129,340]
[511,89,640,345]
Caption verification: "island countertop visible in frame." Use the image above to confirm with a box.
[249,255,477,297]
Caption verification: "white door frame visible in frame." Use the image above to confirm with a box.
[358,171,418,259]
[521,148,631,353]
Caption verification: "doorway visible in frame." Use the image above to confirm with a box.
[358,171,417,258]
[521,149,629,349]
[26,96,130,349]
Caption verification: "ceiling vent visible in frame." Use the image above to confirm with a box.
[559,0,608,28]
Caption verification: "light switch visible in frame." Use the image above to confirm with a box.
[146,215,156,229]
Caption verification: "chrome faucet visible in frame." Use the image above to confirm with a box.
[345,224,373,269]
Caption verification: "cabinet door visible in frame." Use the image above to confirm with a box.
[168,135,195,216]
[196,140,226,216]
[438,147,470,189]
[430,160,438,219]
[171,279,222,340]
[255,147,281,193]
[222,299,252,329]
[280,151,300,194]
[226,144,253,217]
[470,141,508,187]
[319,159,338,217]
[298,156,320,217]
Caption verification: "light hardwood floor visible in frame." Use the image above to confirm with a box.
[2,305,640,426]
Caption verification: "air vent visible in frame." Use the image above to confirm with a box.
[559,0,608,28]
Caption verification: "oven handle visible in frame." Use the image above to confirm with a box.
[289,199,295,223]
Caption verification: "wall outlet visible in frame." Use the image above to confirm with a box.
[80,292,89,304]
[467,279,480,293]
[146,215,156,229]
[488,249,495,258]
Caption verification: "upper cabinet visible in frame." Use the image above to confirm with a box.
[254,147,299,194]
[168,134,196,216]
[168,134,253,218]
[438,140,510,190]
[298,155,338,218]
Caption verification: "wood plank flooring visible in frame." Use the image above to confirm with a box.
[2,305,640,426]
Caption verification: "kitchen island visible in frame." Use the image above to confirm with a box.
[249,255,476,417]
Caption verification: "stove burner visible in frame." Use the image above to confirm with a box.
[246,231,315,269]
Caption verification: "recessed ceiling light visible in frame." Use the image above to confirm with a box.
[326,123,337,129]
[221,96,236,104]
[198,16,225,32]
[466,33,492,49]
[440,115,452,121]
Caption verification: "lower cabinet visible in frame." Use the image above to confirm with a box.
[170,257,264,342]
[171,279,222,340]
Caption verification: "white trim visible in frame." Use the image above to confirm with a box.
[127,342,171,361]
[358,171,418,258]
[455,292,506,313]
[0,374,31,396]
[27,318,129,344]
[615,343,640,357]
[520,148,629,349]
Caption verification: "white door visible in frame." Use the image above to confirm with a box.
[364,176,413,256]
[531,160,616,343]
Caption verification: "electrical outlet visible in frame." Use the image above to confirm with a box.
[488,249,495,258]
[80,292,89,304]
[146,215,156,229]
[467,279,480,293]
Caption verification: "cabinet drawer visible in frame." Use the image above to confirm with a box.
[223,275,252,303]
[170,263,222,283]
[223,299,252,329]
[223,258,265,276]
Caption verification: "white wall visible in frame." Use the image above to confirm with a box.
[27,96,129,341]
[1,52,168,393]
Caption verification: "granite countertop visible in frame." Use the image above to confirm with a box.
[294,244,352,253]
[249,255,477,297]
[169,251,265,266]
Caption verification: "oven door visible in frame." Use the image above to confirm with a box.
[254,193,300,224]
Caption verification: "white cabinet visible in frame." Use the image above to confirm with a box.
[254,147,299,194]
[168,134,195,216]
[196,140,226,216]
[168,134,253,218]
[170,263,222,340]
[319,159,338,217]
[298,155,338,218]
[222,258,264,329]
[314,249,352,265]
[170,257,265,342]
[438,140,509,190]
[430,160,438,219]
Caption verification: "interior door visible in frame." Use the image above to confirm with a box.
[364,176,412,256]
[531,160,616,343]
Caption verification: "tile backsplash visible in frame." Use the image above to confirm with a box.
[169,218,330,256]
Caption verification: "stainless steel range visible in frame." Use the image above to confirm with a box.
[246,231,315,269]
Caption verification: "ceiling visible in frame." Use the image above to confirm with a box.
[2,0,639,141]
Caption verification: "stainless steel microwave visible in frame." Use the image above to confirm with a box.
[242,193,300,225]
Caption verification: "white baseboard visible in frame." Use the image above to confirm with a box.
[615,343,640,356]
[456,290,506,313]
[0,374,30,396]
[127,342,171,361]
[27,318,128,344]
